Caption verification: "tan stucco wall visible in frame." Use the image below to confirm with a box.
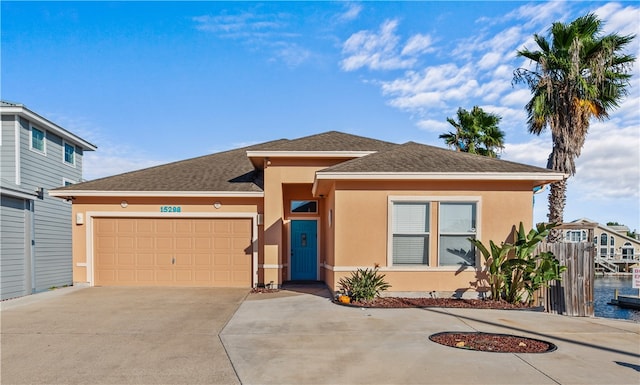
[326,179,536,295]
[69,196,261,285]
[262,157,346,285]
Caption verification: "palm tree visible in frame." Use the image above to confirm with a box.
[439,106,505,158]
[513,13,635,241]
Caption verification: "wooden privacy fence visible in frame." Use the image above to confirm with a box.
[535,241,595,317]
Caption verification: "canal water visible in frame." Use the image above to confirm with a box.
[594,276,639,322]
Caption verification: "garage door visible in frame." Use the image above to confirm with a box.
[94,218,252,287]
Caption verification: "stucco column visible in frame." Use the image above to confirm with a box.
[263,166,283,287]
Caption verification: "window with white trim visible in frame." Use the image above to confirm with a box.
[31,126,45,153]
[622,242,634,259]
[63,142,75,166]
[439,202,477,266]
[389,198,479,268]
[600,233,608,246]
[392,202,430,265]
[565,230,587,242]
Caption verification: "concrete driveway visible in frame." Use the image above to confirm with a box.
[221,284,640,385]
[1,286,248,385]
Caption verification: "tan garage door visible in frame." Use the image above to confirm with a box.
[94,218,252,287]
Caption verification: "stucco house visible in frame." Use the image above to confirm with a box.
[564,218,640,273]
[50,131,564,296]
[1,101,97,300]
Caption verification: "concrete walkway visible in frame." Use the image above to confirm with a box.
[221,284,640,385]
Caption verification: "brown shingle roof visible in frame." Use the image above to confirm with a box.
[53,133,561,195]
[319,141,554,174]
[54,139,287,193]
[250,131,396,152]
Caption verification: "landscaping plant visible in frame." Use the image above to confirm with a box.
[470,222,566,305]
[338,268,391,302]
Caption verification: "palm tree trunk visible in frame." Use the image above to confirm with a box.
[547,179,567,242]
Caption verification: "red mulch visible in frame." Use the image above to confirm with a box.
[430,332,555,353]
[349,297,536,310]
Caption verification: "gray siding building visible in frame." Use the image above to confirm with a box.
[1,101,96,300]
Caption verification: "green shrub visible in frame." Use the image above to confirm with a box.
[338,268,391,302]
[470,222,566,305]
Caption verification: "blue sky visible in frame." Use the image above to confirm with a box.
[2,1,639,232]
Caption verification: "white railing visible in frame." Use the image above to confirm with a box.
[595,256,619,273]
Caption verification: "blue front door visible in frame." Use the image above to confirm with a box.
[290,220,317,280]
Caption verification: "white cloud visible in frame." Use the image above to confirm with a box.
[504,1,569,30]
[416,118,450,133]
[193,11,312,67]
[83,144,169,181]
[401,34,435,56]
[502,137,550,167]
[500,88,532,107]
[477,51,502,71]
[337,2,362,22]
[595,2,640,37]
[341,19,418,71]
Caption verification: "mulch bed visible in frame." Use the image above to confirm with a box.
[429,332,556,353]
[348,297,539,310]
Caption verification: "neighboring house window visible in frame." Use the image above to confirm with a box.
[610,236,615,247]
[600,234,608,246]
[622,243,634,259]
[566,230,586,242]
[63,179,75,187]
[63,142,75,166]
[439,202,477,266]
[31,126,46,153]
[600,247,609,258]
[392,202,430,265]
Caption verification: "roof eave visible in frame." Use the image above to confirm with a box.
[1,105,97,151]
[48,190,264,198]
[315,172,567,183]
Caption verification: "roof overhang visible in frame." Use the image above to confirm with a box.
[1,105,97,151]
[312,171,567,196]
[48,190,264,198]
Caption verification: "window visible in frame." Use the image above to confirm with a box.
[63,179,74,187]
[291,200,317,213]
[622,243,634,259]
[600,247,609,258]
[389,198,479,268]
[31,126,45,153]
[566,230,586,242]
[439,202,477,266]
[392,202,429,265]
[64,142,75,165]
[610,236,615,246]
[600,233,608,246]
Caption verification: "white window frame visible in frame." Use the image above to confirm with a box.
[390,200,431,266]
[30,124,46,155]
[387,196,481,271]
[63,141,76,167]
[438,201,478,267]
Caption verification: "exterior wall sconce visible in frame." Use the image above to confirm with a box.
[120,201,128,208]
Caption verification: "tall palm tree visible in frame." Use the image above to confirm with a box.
[439,106,505,158]
[513,13,635,241]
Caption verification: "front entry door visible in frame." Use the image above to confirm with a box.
[290,220,317,280]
